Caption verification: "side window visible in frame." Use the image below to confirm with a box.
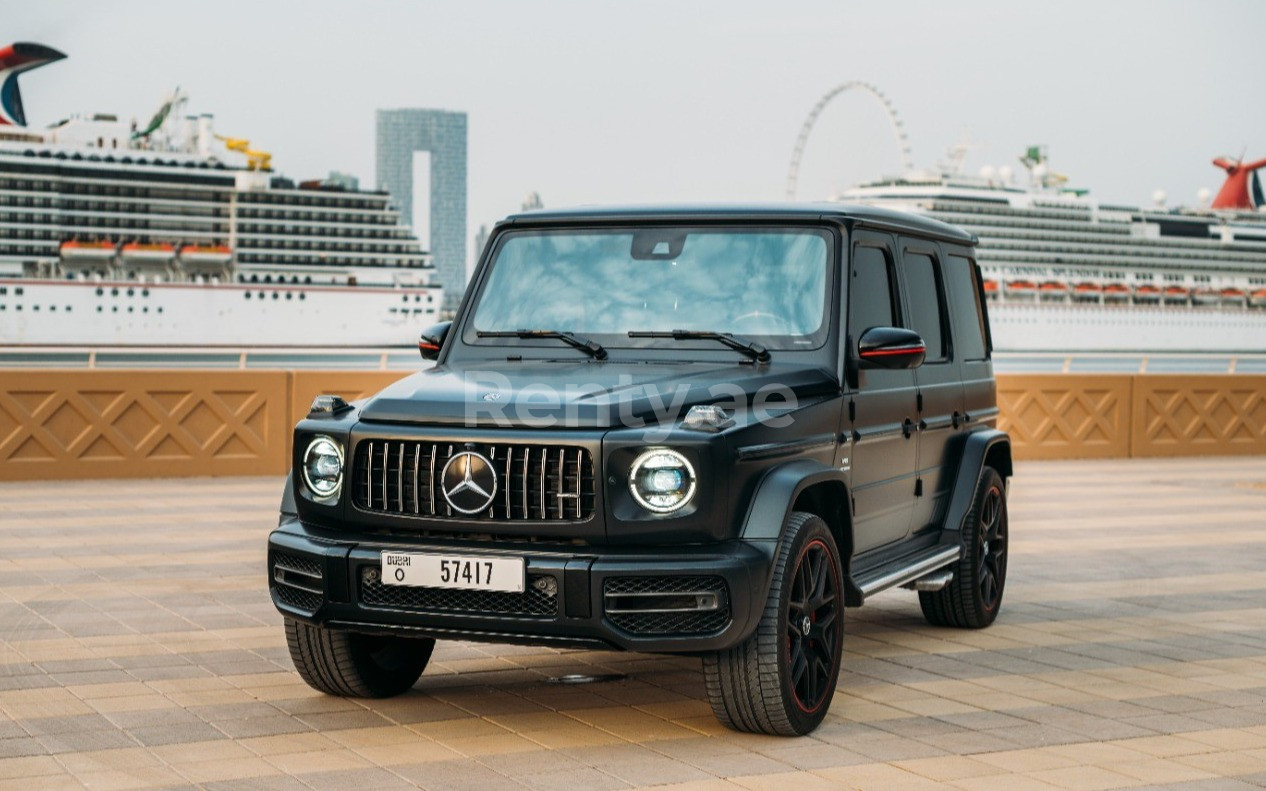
[848,245,897,342]
[902,251,947,361]
[945,254,989,360]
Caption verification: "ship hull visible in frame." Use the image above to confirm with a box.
[989,301,1266,353]
[0,280,438,346]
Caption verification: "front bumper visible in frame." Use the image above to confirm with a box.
[268,514,773,653]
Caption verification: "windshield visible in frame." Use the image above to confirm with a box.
[468,227,833,351]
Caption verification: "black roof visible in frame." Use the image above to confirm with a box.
[501,202,976,245]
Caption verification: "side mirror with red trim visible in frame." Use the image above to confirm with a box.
[418,321,452,361]
[857,326,926,370]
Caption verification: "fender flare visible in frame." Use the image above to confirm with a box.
[740,458,850,542]
[739,459,855,607]
[942,429,1012,533]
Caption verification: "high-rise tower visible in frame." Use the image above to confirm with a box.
[376,109,467,310]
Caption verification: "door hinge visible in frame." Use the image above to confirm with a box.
[917,392,924,412]
[848,399,856,422]
[914,478,923,497]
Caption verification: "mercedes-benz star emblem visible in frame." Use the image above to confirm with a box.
[440,451,498,514]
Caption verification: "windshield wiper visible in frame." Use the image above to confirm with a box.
[628,330,771,363]
[477,329,608,360]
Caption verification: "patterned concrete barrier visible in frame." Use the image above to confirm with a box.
[996,374,1133,460]
[1131,375,1266,457]
[2,370,1265,479]
[0,369,292,481]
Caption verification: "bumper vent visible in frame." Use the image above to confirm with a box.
[361,571,558,618]
[603,576,731,636]
[272,552,323,614]
[353,441,595,522]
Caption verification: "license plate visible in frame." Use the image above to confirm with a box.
[380,551,525,593]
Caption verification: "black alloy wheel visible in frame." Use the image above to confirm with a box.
[919,466,1009,628]
[976,481,1007,612]
[703,512,844,735]
[787,538,841,715]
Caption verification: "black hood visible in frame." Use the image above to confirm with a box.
[357,360,839,428]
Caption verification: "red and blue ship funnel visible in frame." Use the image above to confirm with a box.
[0,41,67,127]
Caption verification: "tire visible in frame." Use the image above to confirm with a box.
[703,511,844,736]
[919,466,1008,629]
[285,618,434,698]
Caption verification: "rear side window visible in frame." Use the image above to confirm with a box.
[902,251,947,361]
[848,245,897,341]
[945,254,989,360]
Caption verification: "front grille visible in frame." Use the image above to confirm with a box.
[604,575,731,636]
[361,572,558,618]
[352,441,595,522]
[272,551,323,614]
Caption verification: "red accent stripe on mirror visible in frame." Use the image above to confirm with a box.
[859,345,925,358]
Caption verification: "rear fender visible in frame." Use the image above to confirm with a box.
[942,429,1011,533]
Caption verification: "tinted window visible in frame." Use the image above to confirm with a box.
[945,254,989,360]
[902,251,947,361]
[471,228,832,350]
[848,245,896,341]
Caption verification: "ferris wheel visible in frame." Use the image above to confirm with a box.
[785,81,913,201]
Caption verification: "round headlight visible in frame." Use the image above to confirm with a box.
[629,448,696,513]
[302,436,343,500]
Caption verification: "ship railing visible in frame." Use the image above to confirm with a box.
[0,346,423,370]
[992,352,1266,375]
[0,347,1264,375]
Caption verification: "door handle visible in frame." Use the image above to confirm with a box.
[902,418,915,439]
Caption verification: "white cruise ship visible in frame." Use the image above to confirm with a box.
[837,146,1266,353]
[0,42,441,347]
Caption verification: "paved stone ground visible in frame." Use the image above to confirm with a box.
[2,458,1266,790]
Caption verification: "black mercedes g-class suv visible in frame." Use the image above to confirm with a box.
[270,204,1011,736]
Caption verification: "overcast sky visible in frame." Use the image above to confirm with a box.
[6,0,1265,262]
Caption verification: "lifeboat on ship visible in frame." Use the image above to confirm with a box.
[59,239,116,261]
[1162,285,1190,304]
[178,244,232,266]
[1038,280,1068,301]
[1134,284,1162,302]
[1072,282,1102,301]
[1005,279,1037,297]
[1251,289,1266,308]
[982,279,999,299]
[177,241,234,273]
[1191,287,1220,306]
[1219,287,1246,306]
[119,242,177,265]
[1103,282,1131,302]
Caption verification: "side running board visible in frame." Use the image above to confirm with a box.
[854,545,961,601]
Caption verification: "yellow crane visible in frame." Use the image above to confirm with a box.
[215,134,272,171]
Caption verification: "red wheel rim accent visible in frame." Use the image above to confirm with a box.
[785,537,841,714]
